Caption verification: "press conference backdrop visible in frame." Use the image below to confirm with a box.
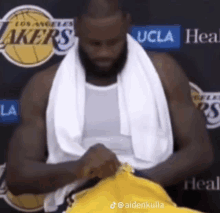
[0,0,219,212]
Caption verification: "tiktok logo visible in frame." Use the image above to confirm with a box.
[110,202,116,209]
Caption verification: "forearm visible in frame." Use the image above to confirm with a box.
[136,145,213,187]
[7,159,83,195]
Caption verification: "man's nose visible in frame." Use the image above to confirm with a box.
[96,44,114,58]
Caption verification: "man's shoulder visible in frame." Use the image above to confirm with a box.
[145,50,170,65]
[145,50,174,88]
[145,50,191,103]
[145,50,183,77]
[145,50,159,59]
[37,62,60,86]
[21,62,61,113]
[145,50,175,77]
[31,62,61,97]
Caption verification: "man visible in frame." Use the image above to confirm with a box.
[6,0,214,212]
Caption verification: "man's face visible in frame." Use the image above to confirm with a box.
[77,13,128,74]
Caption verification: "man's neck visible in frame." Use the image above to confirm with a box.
[78,43,128,86]
[86,75,117,86]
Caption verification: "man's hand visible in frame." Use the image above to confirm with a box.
[77,144,121,179]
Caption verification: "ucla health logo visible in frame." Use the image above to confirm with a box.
[0,100,19,124]
[130,25,181,50]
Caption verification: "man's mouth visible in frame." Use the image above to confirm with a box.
[95,60,113,68]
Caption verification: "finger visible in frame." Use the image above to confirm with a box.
[115,162,121,172]
[84,159,96,177]
[109,163,116,175]
[84,164,92,177]
[104,163,117,178]
[88,170,95,178]
[96,162,109,179]
[97,168,105,179]
[113,157,121,169]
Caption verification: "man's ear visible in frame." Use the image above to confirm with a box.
[74,17,79,37]
[125,13,131,31]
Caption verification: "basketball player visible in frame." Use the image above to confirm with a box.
[6,0,214,212]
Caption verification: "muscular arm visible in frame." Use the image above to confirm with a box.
[136,53,214,187]
[6,65,85,195]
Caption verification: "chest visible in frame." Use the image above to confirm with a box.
[83,83,120,137]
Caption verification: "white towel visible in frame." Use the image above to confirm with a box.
[46,33,173,167]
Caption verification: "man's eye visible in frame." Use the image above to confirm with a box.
[107,39,118,46]
[90,41,101,46]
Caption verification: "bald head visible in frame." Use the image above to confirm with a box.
[75,0,130,37]
[87,0,120,18]
[78,0,123,20]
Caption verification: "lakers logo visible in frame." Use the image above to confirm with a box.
[190,82,220,129]
[0,5,75,67]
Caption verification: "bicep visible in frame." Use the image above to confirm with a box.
[151,53,211,149]
[7,119,47,164]
[158,55,210,150]
[169,103,208,149]
[7,73,48,170]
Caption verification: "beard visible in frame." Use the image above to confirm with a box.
[78,42,128,79]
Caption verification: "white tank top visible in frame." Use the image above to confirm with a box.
[82,82,134,155]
